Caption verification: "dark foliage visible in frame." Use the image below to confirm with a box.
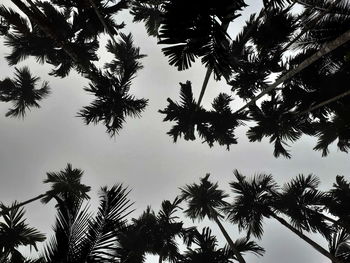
[0,67,50,118]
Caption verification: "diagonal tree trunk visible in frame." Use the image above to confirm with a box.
[270,212,344,263]
[297,89,350,116]
[235,28,350,113]
[0,193,46,217]
[213,214,246,263]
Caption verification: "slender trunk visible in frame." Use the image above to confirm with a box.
[0,193,46,216]
[158,254,163,263]
[196,21,230,108]
[213,215,246,263]
[10,0,99,82]
[197,67,212,107]
[270,213,344,263]
[297,89,350,116]
[88,0,118,45]
[235,28,350,113]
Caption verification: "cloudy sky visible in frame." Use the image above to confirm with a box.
[0,1,349,262]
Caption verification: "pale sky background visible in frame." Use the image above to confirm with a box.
[0,1,349,262]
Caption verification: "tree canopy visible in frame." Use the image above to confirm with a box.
[0,0,349,157]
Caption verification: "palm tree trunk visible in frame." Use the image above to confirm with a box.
[270,213,344,263]
[0,193,46,217]
[297,89,350,116]
[235,28,350,113]
[158,254,163,263]
[196,21,230,108]
[88,0,118,45]
[213,215,246,263]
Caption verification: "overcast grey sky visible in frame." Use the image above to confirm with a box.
[0,1,349,262]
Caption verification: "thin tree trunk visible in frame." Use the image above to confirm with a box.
[297,89,350,116]
[0,193,46,217]
[235,28,350,113]
[158,254,163,263]
[213,215,246,263]
[270,213,344,263]
[88,0,118,45]
[196,21,230,108]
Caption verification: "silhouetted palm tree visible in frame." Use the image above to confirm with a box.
[179,227,264,263]
[79,33,148,136]
[160,82,247,149]
[323,176,350,232]
[130,0,165,37]
[0,67,50,118]
[276,174,332,238]
[180,174,247,263]
[42,183,133,262]
[0,202,45,262]
[225,170,343,263]
[0,164,91,217]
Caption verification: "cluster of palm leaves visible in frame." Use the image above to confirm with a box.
[2,165,350,263]
[0,0,147,135]
[131,0,350,157]
[1,0,350,156]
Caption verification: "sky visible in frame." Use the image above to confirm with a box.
[0,1,349,262]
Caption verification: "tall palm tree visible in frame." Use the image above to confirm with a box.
[0,202,45,262]
[0,164,91,217]
[154,197,184,263]
[0,67,50,118]
[225,170,344,263]
[180,174,247,263]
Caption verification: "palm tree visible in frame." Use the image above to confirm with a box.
[160,82,247,149]
[119,198,184,263]
[180,174,247,263]
[276,174,332,238]
[323,176,350,232]
[246,99,314,158]
[0,164,91,217]
[0,202,45,262]
[42,183,133,262]
[225,170,344,263]
[154,197,184,263]
[0,67,50,118]
[179,227,264,263]
[78,33,148,136]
